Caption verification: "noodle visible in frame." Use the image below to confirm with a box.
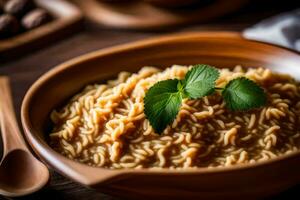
[49,65,300,169]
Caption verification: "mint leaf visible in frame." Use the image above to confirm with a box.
[144,79,182,134]
[183,64,219,99]
[222,77,267,111]
[143,65,268,134]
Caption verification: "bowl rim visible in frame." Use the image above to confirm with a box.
[21,31,300,186]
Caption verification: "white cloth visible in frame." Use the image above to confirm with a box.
[243,9,300,51]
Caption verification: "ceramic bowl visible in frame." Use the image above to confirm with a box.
[21,32,300,199]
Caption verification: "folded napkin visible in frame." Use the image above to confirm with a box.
[243,9,300,51]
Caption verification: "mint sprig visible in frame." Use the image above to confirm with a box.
[144,64,267,134]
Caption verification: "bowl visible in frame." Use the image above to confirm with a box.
[21,32,300,199]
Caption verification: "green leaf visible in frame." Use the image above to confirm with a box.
[183,64,220,99]
[144,79,182,134]
[222,77,267,111]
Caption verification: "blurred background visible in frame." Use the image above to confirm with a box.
[1,0,300,61]
[0,0,300,199]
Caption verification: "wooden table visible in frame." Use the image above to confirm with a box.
[1,1,300,199]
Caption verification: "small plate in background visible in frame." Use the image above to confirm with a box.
[73,0,248,30]
[0,0,83,62]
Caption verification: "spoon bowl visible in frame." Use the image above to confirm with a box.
[0,149,49,197]
[0,77,49,197]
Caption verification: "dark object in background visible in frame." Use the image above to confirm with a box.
[0,0,6,14]
[143,0,199,8]
[0,0,82,63]
[0,14,19,38]
[97,0,210,7]
[4,0,34,17]
[98,0,133,3]
[22,8,50,30]
[0,0,52,38]
[0,0,7,7]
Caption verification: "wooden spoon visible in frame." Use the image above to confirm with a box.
[0,76,49,197]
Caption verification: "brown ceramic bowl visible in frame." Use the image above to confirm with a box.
[21,32,300,199]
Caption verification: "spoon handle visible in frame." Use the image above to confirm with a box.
[0,77,27,153]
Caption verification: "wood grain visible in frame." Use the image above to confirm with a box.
[0,1,299,199]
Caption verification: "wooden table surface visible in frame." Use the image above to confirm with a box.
[1,1,300,199]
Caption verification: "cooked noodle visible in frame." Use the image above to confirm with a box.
[49,65,300,169]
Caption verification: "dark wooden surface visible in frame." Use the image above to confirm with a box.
[0,1,300,199]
